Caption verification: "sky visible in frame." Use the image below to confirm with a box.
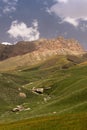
[0,0,87,49]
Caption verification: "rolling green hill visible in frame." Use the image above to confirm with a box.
[0,53,87,129]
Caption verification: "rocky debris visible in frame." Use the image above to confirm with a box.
[44,96,51,102]
[44,87,51,90]
[18,88,21,91]
[12,105,24,112]
[19,92,26,98]
[24,108,31,111]
[44,98,47,102]
[12,105,31,112]
[32,86,52,95]
[53,111,57,114]
[32,87,44,94]
[29,82,33,85]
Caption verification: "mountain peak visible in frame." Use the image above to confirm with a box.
[34,37,84,54]
[0,37,85,61]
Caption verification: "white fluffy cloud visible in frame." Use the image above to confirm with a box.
[7,20,40,41]
[2,0,18,14]
[49,0,87,27]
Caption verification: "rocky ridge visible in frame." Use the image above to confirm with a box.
[0,36,85,62]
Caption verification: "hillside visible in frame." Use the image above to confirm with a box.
[0,41,37,61]
[0,54,87,129]
[0,37,84,61]
[0,37,87,129]
[0,37,85,72]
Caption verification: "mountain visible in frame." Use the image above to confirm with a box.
[0,37,84,61]
[0,37,87,130]
[0,41,37,61]
[0,37,85,72]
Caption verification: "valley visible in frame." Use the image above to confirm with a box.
[0,38,87,129]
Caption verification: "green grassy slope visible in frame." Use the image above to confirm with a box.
[0,55,87,129]
[0,113,87,130]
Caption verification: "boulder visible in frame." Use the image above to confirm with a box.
[19,92,26,98]
[12,105,24,112]
[32,87,44,94]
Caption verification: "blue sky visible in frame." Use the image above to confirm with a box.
[0,0,87,48]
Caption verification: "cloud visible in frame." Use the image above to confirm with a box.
[63,17,78,27]
[3,6,16,13]
[48,0,87,27]
[55,0,68,3]
[7,20,40,41]
[46,7,52,15]
[1,42,12,45]
[2,0,18,4]
[2,0,9,3]
[80,23,87,32]
[2,0,18,14]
